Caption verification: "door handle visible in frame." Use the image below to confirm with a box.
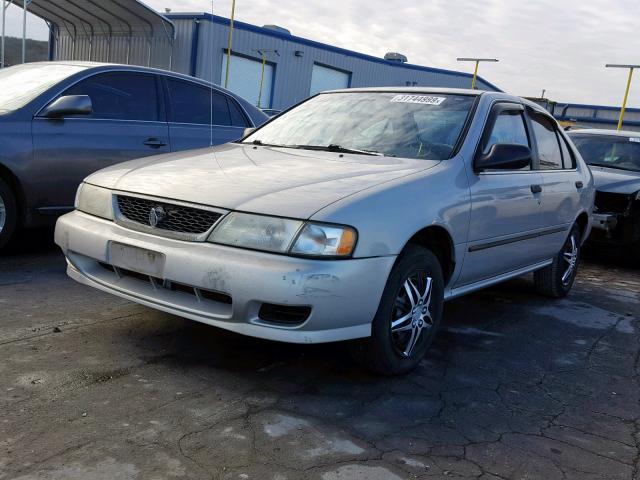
[530,184,542,194]
[575,181,584,189]
[143,138,167,148]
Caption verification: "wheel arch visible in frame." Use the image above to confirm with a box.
[575,211,589,241]
[402,225,455,286]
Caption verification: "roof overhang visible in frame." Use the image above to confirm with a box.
[13,0,174,40]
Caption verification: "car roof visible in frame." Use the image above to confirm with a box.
[20,61,217,87]
[567,128,640,137]
[322,86,549,114]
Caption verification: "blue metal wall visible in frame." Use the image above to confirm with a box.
[166,13,500,110]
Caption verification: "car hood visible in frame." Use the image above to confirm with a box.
[86,143,439,218]
[590,166,640,195]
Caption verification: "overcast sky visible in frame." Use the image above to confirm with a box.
[4,0,639,107]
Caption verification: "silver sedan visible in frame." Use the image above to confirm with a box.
[55,88,594,374]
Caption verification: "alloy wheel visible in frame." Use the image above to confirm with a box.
[390,271,434,358]
[0,193,6,234]
[562,234,578,286]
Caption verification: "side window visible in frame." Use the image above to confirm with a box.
[482,110,530,154]
[227,97,249,127]
[64,72,158,121]
[530,114,563,170]
[166,79,231,126]
[558,134,576,169]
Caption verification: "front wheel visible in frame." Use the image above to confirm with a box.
[350,245,444,375]
[534,224,581,298]
[0,178,17,250]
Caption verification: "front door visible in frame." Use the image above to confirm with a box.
[32,72,169,210]
[457,103,544,286]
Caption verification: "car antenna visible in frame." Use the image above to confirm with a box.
[209,0,215,147]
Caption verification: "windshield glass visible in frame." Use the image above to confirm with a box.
[244,92,476,160]
[0,64,86,113]
[570,134,640,172]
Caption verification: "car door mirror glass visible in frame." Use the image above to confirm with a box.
[41,95,93,118]
[476,143,532,171]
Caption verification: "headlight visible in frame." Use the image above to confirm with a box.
[208,213,357,257]
[209,212,303,253]
[75,183,114,220]
[290,223,357,257]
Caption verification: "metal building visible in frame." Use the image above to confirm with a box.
[532,98,640,132]
[163,13,500,110]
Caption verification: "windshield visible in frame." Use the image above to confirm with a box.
[244,92,476,160]
[570,134,640,172]
[0,63,86,113]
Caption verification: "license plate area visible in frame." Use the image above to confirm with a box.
[108,242,166,278]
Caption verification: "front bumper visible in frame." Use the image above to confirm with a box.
[55,211,396,344]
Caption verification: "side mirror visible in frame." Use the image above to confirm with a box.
[41,95,92,118]
[475,144,532,171]
[243,127,255,138]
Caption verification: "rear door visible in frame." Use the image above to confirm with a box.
[163,77,249,152]
[457,103,544,286]
[528,110,579,257]
[32,71,169,209]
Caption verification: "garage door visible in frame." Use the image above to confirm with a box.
[310,64,351,96]
[221,53,273,108]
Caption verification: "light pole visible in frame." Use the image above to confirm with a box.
[224,0,236,89]
[457,57,499,89]
[605,64,640,131]
[253,49,279,108]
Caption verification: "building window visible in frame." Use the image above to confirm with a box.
[310,64,351,96]
[221,53,274,108]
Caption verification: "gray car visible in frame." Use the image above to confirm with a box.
[55,88,594,375]
[0,62,268,248]
[568,129,640,256]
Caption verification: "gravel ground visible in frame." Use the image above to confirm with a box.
[1,232,638,480]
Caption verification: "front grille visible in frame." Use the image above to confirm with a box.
[594,191,632,214]
[117,195,222,235]
[98,262,233,305]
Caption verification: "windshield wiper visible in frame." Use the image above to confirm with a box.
[243,139,299,148]
[294,144,390,156]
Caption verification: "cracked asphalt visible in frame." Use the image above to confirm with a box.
[1,232,639,480]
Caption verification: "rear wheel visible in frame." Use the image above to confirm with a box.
[0,178,17,249]
[534,224,581,298]
[351,245,444,375]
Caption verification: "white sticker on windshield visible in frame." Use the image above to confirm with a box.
[390,95,446,105]
[629,137,640,143]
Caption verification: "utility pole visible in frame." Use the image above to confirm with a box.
[224,0,236,89]
[605,64,640,131]
[457,57,499,89]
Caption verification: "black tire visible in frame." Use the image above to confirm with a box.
[351,245,444,375]
[0,178,18,250]
[534,224,581,298]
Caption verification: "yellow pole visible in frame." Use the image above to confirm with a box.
[617,67,634,131]
[471,60,479,89]
[224,0,236,89]
[257,51,265,108]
